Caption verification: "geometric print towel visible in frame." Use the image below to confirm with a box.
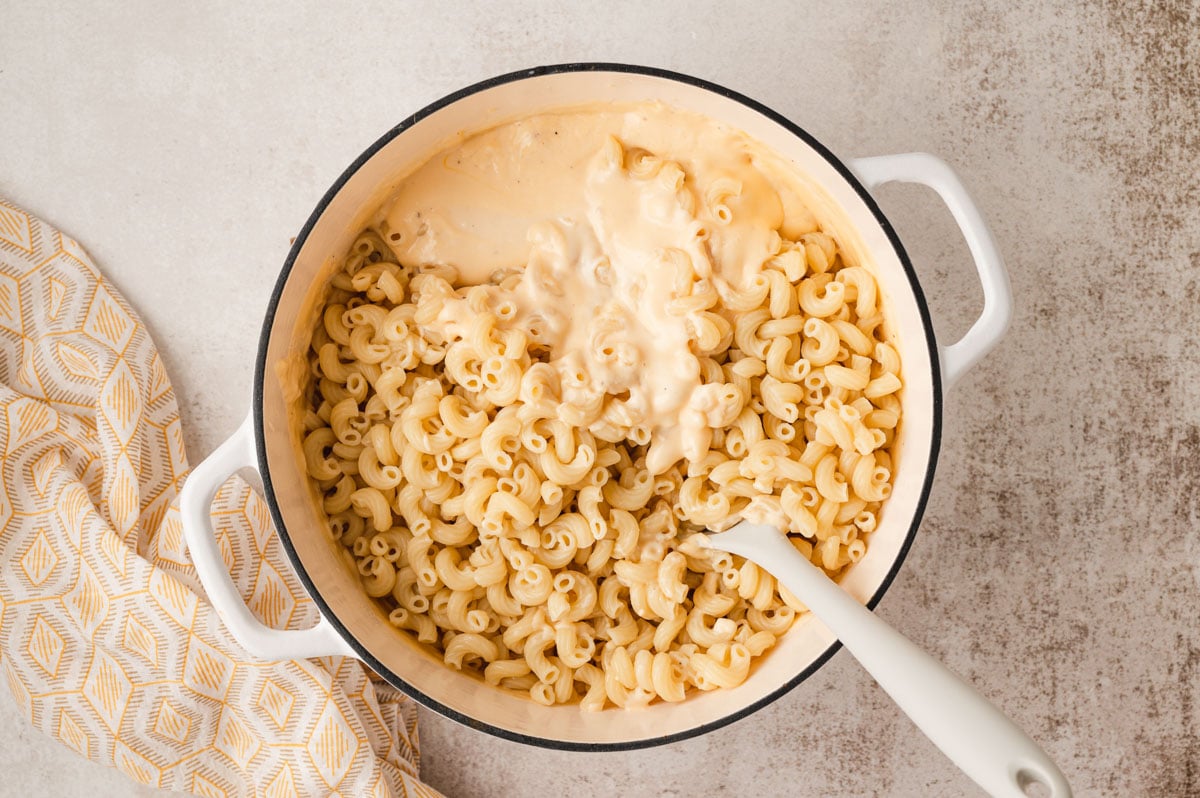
[0,197,441,797]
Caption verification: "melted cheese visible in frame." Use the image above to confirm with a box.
[376,104,823,474]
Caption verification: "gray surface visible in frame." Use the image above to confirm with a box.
[1,1,1197,796]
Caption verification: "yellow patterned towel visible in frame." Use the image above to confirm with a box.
[0,199,441,797]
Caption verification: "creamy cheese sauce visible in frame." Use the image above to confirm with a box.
[374,104,825,474]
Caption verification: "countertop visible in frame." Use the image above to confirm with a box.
[1,1,1197,795]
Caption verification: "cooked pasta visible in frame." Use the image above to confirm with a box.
[299,106,902,711]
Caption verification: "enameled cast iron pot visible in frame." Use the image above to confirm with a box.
[180,64,1011,750]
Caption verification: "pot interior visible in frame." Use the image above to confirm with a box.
[257,66,938,747]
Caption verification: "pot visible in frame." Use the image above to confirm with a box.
[180,63,1011,750]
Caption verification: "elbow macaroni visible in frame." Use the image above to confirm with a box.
[302,138,902,712]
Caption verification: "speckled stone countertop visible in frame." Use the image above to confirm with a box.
[1,2,1196,795]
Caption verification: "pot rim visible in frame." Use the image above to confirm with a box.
[252,61,944,751]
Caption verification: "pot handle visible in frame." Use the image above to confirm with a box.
[180,411,356,660]
[848,153,1012,389]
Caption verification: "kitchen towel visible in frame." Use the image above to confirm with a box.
[0,198,441,797]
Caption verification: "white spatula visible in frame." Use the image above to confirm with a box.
[706,521,1072,798]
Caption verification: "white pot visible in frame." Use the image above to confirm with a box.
[181,64,1011,750]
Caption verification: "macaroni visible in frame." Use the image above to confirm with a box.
[300,107,902,711]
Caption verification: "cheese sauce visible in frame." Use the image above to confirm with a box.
[376,104,823,474]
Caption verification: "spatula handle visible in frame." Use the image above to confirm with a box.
[708,523,1070,798]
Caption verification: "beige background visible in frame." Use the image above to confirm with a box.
[1,1,1196,795]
